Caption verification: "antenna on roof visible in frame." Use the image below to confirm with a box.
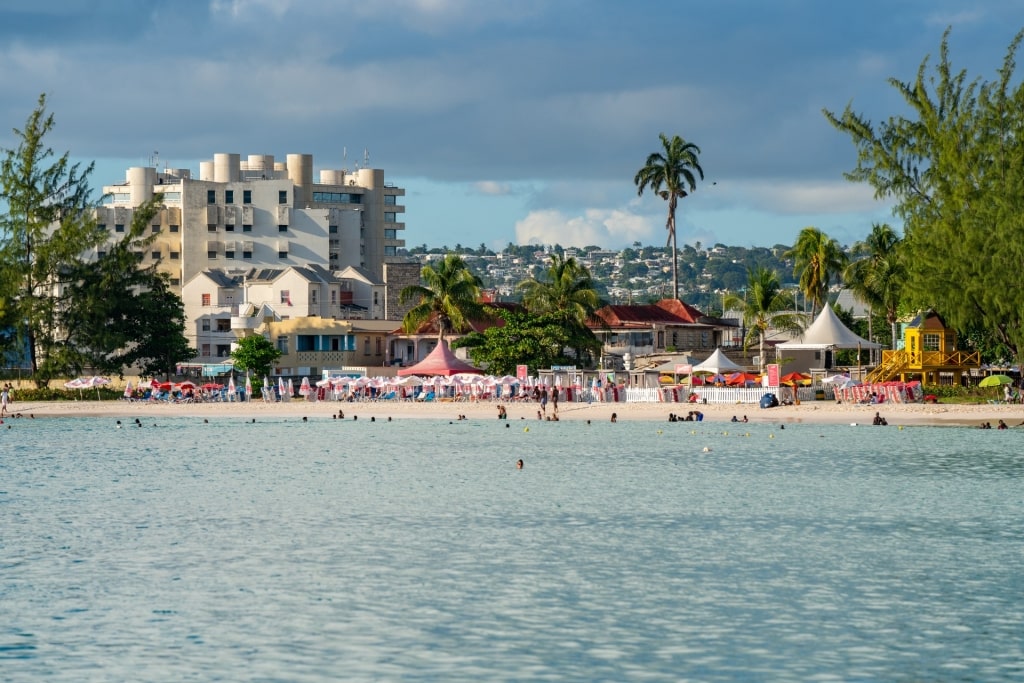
[363,148,370,167]
[149,150,159,168]
[343,146,347,163]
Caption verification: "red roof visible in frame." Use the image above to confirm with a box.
[397,341,483,376]
[591,298,706,327]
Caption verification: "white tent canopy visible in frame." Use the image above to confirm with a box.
[691,348,746,374]
[776,305,881,350]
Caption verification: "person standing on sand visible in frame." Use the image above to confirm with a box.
[0,385,8,417]
[539,388,548,417]
[550,386,558,417]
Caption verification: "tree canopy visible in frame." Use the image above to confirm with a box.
[825,27,1024,359]
[400,253,485,342]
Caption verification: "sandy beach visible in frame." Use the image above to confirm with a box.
[6,396,1022,427]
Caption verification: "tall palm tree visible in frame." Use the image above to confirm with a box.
[518,253,602,365]
[399,253,484,343]
[634,133,704,301]
[843,223,905,348]
[784,227,847,314]
[724,267,804,373]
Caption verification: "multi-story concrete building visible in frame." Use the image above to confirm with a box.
[96,153,406,292]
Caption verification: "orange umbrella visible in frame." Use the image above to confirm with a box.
[780,372,811,386]
[726,372,760,386]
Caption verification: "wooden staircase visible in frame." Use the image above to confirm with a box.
[864,350,909,384]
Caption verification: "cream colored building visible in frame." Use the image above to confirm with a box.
[182,264,394,368]
[96,153,406,292]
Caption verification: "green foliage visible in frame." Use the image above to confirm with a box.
[634,133,704,300]
[825,28,1024,361]
[517,254,602,366]
[0,94,104,386]
[452,307,600,375]
[230,335,282,379]
[784,227,847,314]
[400,253,485,342]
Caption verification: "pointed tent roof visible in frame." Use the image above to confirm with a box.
[777,305,881,350]
[397,341,483,376]
[692,348,746,373]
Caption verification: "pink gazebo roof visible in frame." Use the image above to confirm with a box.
[397,341,483,376]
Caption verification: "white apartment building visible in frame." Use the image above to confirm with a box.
[96,153,406,292]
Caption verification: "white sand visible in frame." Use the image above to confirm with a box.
[6,396,1021,427]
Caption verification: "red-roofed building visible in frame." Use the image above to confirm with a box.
[589,299,738,367]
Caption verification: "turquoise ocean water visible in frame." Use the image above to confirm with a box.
[2,415,1022,681]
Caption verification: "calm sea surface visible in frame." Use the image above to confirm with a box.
[2,414,1022,682]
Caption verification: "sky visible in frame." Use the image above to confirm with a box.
[1,1,1022,252]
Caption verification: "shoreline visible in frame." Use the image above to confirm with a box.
[5,398,1022,427]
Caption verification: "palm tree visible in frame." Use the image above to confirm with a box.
[784,227,847,314]
[634,133,704,301]
[724,267,804,373]
[518,253,602,365]
[843,223,905,348]
[518,253,600,324]
[399,253,484,343]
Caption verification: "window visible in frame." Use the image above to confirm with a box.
[170,251,179,259]
[152,224,160,233]
[216,345,231,358]
[280,290,291,305]
[115,224,125,233]
[201,344,211,356]
[98,223,106,230]
[207,189,216,204]
[923,333,941,351]
[97,250,106,258]
[384,229,396,239]
[170,278,180,286]
[242,224,252,232]
[363,338,370,355]
[242,248,252,258]
[225,190,234,204]
[202,319,210,331]
[243,189,252,204]
[278,190,287,204]
[384,246,396,256]
[331,290,337,305]
[226,224,235,232]
[208,224,217,232]
[169,224,179,233]
[216,319,230,332]
[310,290,317,304]
[384,212,396,222]
[201,293,211,306]
[151,251,161,259]
[225,249,235,259]
[329,224,338,234]
[278,224,287,232]
[384,195,397,205]
[376,338,382,355]
[360,227,365,238]
[276,336,289,354]
[208,250,217,259]
[278,248,288,258]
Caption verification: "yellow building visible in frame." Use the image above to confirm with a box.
[865,311,980,384]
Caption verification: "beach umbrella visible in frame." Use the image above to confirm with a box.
[979,374,1014,387]
[228,375,236,400]
[287,378,294,401]
[245,375,252,401]
[263,376,270,400]
[780,372,811,386]
[123,380,133,399]
[299,377,311,397]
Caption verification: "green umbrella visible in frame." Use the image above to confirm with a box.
[979,374,1014,387]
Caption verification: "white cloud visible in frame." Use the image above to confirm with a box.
[515,208,654,249]
[715,179,883,215]
[473,181,513,196]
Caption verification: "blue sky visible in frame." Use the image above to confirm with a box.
[1,1,1021,251]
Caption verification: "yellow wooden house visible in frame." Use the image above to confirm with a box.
[865,311,980,384]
